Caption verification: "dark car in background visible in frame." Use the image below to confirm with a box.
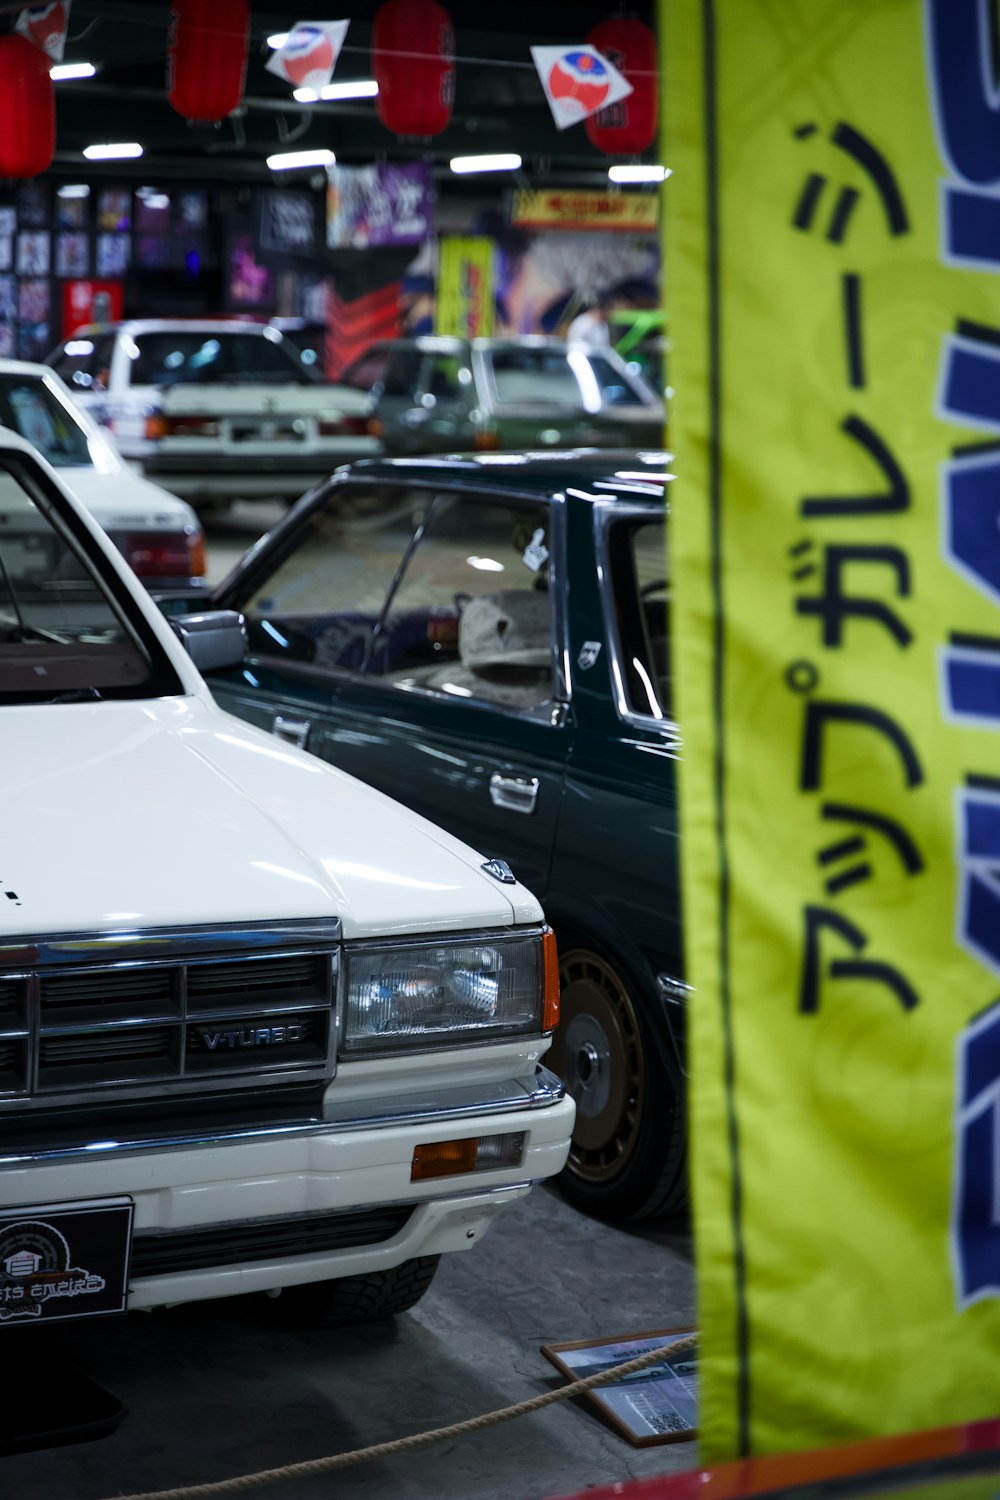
[195,450,686,1222]
[340,336,666,457]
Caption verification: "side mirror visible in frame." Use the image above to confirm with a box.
[170,610,247,672]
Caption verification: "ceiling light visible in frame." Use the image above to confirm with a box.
[266,148,336,171]
[450,153,522,175]
[51,62,96,81]
[83,142,143,161]
[608,164,671,183]
[56,184,90,199]
[267,32,290,49]
[293,79,379,103]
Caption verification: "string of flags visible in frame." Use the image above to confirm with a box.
[266,18,635,131]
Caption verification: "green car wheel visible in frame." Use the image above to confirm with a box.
[549,946,687,1222]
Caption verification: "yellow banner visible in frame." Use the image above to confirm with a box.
[511,189,658,233]
[664,0,1000,1462]
[435,236,495,339]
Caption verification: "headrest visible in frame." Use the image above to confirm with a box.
[459,590,550,670]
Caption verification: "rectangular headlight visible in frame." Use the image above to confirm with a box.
[342,929,546,1053]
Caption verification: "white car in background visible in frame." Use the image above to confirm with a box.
[46,320,380,509]
[0,360,206,592]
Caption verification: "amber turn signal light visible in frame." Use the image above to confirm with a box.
[411,1138,478,1180]
[411,1132,525,1182]
[542,925,560,1033]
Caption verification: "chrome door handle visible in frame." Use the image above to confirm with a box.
[273,714,311,749]
[489,772,539,815]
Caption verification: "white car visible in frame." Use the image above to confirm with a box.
[0,359,206,592]
[0,425,573,1328]
[46,320,380,508]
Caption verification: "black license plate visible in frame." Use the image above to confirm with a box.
[0,1198,133,1326]
[231,424,299,443]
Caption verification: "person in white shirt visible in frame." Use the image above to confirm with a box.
[566,296,611,345]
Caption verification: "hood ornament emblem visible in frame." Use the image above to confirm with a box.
[481,858,516,885]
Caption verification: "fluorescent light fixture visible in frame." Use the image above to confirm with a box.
[56,184,90,199]
[51,61,96,81]
[266,148,336,171]
[450,153,522,175]
[267,32,289,48]
[83,142,143,161]
[608,164,671,183]
[293,79,379,103]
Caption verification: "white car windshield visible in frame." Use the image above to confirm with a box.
[128,331,321,388]
[0,456,181,703]
[0,376,92,468]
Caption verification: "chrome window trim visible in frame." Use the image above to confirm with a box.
[593,499,682,749]
[0,1065,567,1166]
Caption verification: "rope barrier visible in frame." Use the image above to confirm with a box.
[105,1332,697,1500]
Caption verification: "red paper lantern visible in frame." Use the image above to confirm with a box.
[372,0,454,138]
[584,18,658,156]
[0,35,54,179]
[167,0,249,124]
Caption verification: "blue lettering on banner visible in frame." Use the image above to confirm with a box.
[942,645,1000,724]
[953,1000,1000,1306]
[926,0,1000,269]
[927,0,1000,1306]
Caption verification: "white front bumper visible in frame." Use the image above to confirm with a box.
[0,1086,575,1309]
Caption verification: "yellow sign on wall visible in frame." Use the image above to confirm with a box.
[664,0,1000,1463]
[512,189,658,233]
[435,236,495,339]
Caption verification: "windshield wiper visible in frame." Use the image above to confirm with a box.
[49,687,103,702]
[5,623,71,645]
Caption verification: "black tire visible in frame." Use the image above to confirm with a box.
[274,1256,441,1328]
[547,945,688,1223]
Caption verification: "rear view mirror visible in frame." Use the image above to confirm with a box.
[169,610,247,672]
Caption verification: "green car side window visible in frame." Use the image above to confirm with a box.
[606,516,671,721]
[373,492,555,712]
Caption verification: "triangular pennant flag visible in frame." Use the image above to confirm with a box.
[530,44,633,131]
[266,20,350,93]
[15,2,72,63]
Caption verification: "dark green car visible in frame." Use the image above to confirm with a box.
[203,451,686,1222]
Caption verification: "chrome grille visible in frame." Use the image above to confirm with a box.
[0,920,340,1108]
[42,968,174,1009]
[187,954,319,1005]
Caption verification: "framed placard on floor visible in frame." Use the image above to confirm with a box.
[540,1326,697,1447]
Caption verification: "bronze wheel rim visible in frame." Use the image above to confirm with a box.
[548,948,645,1185]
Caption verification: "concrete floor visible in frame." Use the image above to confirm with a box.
[0,1182,696,1500]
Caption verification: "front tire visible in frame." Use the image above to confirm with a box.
[273,1256,441,1328]
[548,946,687,1222]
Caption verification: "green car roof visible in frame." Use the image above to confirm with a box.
[344,449,672,502]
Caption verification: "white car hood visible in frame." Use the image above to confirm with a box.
[1,697,537,940]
